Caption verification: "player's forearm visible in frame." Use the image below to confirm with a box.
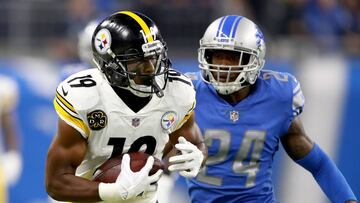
[295,144,357,202]
[46,173,102,202]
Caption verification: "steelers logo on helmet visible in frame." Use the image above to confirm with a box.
[94,28,112,55]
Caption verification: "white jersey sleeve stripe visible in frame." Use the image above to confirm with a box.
[293,83,301,94]
[292,90,305,117]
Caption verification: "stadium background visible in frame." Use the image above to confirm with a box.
[0,0,359,202]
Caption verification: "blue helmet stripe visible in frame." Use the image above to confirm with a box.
[220,15,238,38]
[216,16,227,37]
[231,16,243,38]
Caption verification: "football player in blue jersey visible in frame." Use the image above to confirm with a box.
[184,15,357,203]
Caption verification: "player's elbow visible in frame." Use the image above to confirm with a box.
[45,178,65,201]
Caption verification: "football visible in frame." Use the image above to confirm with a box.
[92,152,165,183]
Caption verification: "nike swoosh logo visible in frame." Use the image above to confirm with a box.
[62,86,68,96]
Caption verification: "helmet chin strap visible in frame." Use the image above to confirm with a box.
[213,83,246,95]
[127,79,152,97]
[126,78,164,98]
[208,71,254,95]
[151,79,164,98]
[128,88,151,97]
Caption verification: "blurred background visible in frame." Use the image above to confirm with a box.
[0,0,359,202]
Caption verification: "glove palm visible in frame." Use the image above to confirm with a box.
[99,154,163,201]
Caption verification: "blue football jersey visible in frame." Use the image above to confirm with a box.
[186,70,305,203]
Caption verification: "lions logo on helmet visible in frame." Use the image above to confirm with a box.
[198,15,266,95]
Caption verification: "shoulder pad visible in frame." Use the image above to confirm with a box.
[260,70,304,116]
[57,69,102,111]
[166,69,196,106]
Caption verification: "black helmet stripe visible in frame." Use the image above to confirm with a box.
[117,11,154,43]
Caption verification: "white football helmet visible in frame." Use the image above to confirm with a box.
[198,15,266,95]
[78,20,99,67]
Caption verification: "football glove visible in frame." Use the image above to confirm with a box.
[98,154,163,201]
[168,136,204,178]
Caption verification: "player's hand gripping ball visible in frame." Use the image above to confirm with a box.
[93,152,165,183]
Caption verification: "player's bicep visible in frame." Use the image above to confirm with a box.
[169,113,203,146]
[46,119,87,177]
[281,117,313,160]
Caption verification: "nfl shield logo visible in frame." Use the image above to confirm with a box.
[132,118,140,127]
[230,110,239,122]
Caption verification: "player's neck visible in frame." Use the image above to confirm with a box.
[112,86,152,113]
[219,86,251,105]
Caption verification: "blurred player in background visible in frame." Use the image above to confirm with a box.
[45,11,206,203]
[59,20,99,80]
[0,75,22,203]
[186,15,357,203]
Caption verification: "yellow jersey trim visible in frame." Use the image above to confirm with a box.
[174,100,196,131]
[0,165,7,203]
[56,91,76,113]
[175,110,194,131]
[54,98,90,136]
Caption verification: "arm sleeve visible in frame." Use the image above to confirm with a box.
[295,144,357,203]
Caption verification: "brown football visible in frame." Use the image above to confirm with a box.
[92,152,165,183]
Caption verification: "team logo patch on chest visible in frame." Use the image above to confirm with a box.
[161,111,177,130]
[230,110,239,122]
[87,110,107,130]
